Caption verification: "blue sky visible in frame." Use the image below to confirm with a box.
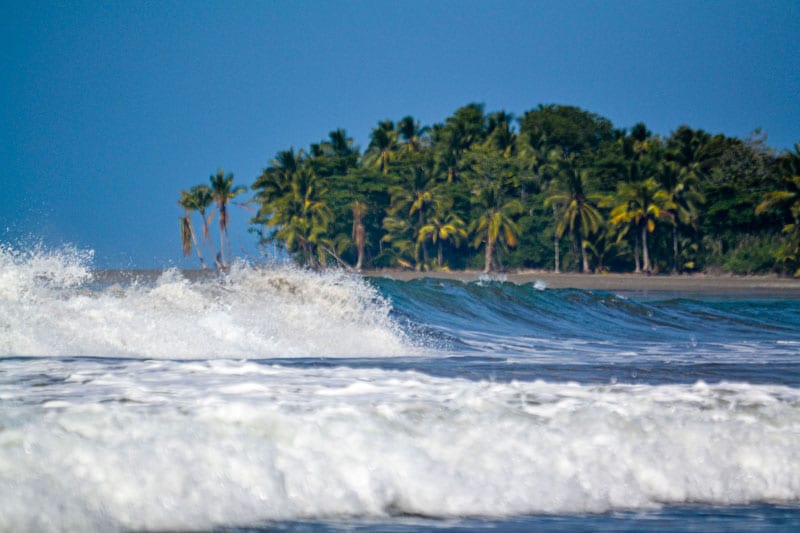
[2,0,798,268]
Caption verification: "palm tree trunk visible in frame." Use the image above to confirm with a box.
[303,241,314,268]
[581,240,590,273]
[355,240,365,271]
[484,236,494,273]
[352,201,367,271]
[571,230,580,271]
[437,241,443,268]
[641,224,651,273]
[190,225,207,269]
[672,225,679,274]
[219,229,227,268]
[354,224,365,271]
[226,229,233,266]
[418,210,429,267]
[200,208,218,263]
[634,232,641,273]
[552,204,560,273]
[217,201,229,268]
[554,237,560,273]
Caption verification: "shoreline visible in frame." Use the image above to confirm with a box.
[89,267,800,296]
[360,269,800,295]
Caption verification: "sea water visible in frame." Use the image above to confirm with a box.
[1,244,799,531]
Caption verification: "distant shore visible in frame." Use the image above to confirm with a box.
[91,267,800,296]
[360,269,800,296]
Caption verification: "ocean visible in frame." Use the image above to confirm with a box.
[1,245,799,532]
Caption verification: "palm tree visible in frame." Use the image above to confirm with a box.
[756,144,800,222]
[397,116,429,152]
[188,185,216,257]
[326,128,359,174]
[327,128,355,157]
[386,155,441,267]
[209,168,247,267]
[364,120,398,174]
[658,161,705,272]
[471,183,523,273]
[608,177,675,273]
[585,225,627,274]
[665,126,720,186]
[417,201,467,268]
[253,149,302,205]
[432,105,486,183]
[177,189,207,268]
[445,103,487,150]
[544,159,603,273]
[251,149,304,254]
[485,111,516,158]
[268,167,333,267]
[432,124,463,183]
[380,215,417,269]
[756,143,800,275]
[516,138,563,272]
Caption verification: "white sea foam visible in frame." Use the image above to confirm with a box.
[0,243,93,300]
[0,360,798,530]
[0,246,412,358]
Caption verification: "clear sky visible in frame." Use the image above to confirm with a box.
[2,0,798,268]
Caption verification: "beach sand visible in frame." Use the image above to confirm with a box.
[93,268,800,297]
[361,269,800,296]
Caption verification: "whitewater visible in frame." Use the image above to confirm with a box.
[1,244,799,531]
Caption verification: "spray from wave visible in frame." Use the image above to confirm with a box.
[0,244,413,358]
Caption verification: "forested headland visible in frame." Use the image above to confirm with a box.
[179,103,800,276]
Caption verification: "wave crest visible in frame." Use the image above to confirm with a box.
[0,245,412,358]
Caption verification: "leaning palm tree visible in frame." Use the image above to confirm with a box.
[470,183,523,273]
[177,189,207,268]
[209,168,247,267]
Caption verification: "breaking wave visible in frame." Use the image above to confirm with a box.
[1,360,798,530]
[0,245,411,358]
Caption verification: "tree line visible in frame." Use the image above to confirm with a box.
[178,103,800,276]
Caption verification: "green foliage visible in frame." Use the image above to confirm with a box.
[519,104,613,157]
[721,235,780,275]
[177,102,799,276]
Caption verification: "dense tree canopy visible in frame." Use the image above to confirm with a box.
[179,103,800,276]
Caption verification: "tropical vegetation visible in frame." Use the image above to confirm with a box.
[178,103,800,276]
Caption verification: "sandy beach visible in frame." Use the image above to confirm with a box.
[362,269,800,296]
[92,268,800,297]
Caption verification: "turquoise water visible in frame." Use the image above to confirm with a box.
[1,247,799,531]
